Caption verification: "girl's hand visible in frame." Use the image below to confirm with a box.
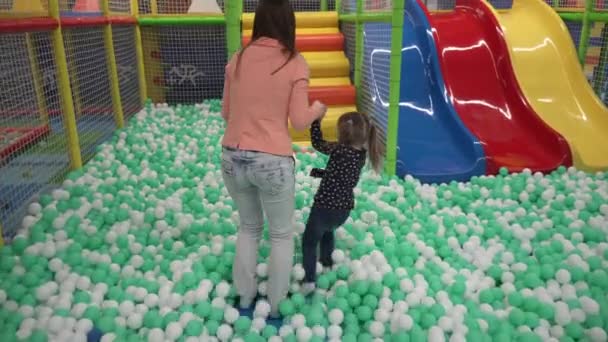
[311,100,327,120]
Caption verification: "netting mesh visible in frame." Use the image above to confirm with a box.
[109,0,132,13]
[486,0,512,9]
[0,31,69,239]
[141,25,227,104]
[563,19,583,53]
[341,0,394,13]
[139,0,342,14]
[589,21,608,103]
[236,0,320,12]
[139,0,191,14]
[62,27,116,163]
[422,0,455,10]
[112,25,143,121]
[547,0,586,9]
[340,22,356,81]
[0,0,49,15]
[359,22,391,147]
[59,0,103,12]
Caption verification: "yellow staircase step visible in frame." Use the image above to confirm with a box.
[290,105,356,142]
[301,51,346,60]
[310,77,352,87]
[242,11,338,30]
[302,51,351,78]
[306,56,350,78]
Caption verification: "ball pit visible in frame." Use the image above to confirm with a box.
[0,101,607,341]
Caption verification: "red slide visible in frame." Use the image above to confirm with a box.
[422,0,571,174]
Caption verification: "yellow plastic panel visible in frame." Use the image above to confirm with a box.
[290,105,356,142]
[242,11,338,30]
[487,0,608,171]
[309,77,352,87]
[243,27,340,37]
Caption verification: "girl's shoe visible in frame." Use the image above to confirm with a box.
[301,282,316,296]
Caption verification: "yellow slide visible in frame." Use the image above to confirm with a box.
[485,0,608,172]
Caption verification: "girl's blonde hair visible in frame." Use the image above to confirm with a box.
[337,112,385,173]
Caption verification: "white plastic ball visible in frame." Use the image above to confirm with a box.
[76,276,91,291]
[550,325,564,338]
[291,314,306,329]
[252,317,266,332]
[296,326,313,342]
[18,305,34,318]
[28,202,42,215]
[369,321,385,337]
[580,296,600,315]
[57,331,75,342]
[144,294,159,308]
[118,300,135,317]
[48,316,64,334]
[224,307,239,324]
[148,328,165,342]
[374,309,390,323]
[328,309,344,325]
[100,333,116,342]
[127,313,143,330]
[216,324,233,341]
[570,308,586,323]
[16,329,32,340]
[256,263,268,278]
[398,314,413,331]
[586,327,607,342]
[556,269,571,284]
[254,300,271,318]
[327,325,342,339]
[64,317,76,331]
[75,319,93,334]
[211,297,226,309]
[438,316,453,332]
[279,325,294,337]
[428,326,445,342]
[173,312,191,330]
[166,322,183,340]
[292,265,305,281]
[331,250,345,263]
[215,282,230,298]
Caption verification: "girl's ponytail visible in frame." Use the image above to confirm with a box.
[366,118,385,173]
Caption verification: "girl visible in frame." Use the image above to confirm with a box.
[220,0,326,317]
[301,112,384,294]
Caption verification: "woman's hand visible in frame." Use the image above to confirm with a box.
[311,100,327,120]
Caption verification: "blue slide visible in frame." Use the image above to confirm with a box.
[362,0,486,183]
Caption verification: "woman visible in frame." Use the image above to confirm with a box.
[220,0,326,317]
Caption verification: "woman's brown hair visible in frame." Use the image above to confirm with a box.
[337,112,385,173]
[236,0,296,75]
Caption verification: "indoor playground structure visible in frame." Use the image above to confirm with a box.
[0,0,608,341]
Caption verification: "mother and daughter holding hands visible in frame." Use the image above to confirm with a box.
[220,0,384,318]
